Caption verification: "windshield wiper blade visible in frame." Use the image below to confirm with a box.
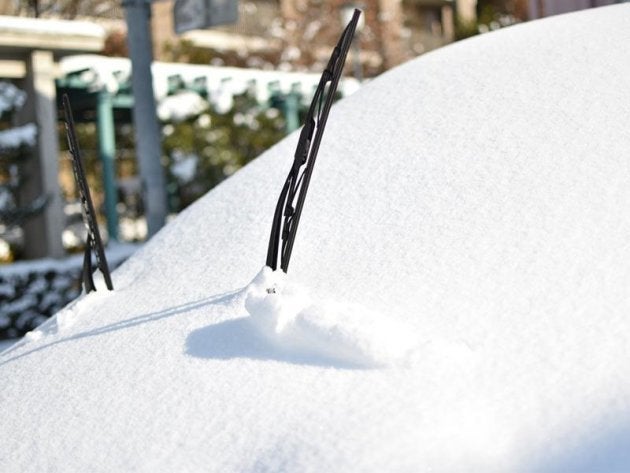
[266,9,361,273]
[62,94,114,293]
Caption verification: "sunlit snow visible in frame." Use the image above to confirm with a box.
[244,267,418,368]
[2,5,630,473]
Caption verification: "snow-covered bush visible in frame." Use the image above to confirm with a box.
[0,245,135,340]
[162,88,286,210]
[0,268,81,339]
[0,81,45,261]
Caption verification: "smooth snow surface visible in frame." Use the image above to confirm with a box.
[2,6,630,472]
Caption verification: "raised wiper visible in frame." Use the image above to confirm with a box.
[266,9,361,273]
[62,94,114,293]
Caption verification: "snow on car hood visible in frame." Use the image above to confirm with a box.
[2,5,630,472]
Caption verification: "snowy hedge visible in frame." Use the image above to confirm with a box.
[0,267,80,339]
[0,245,136,340]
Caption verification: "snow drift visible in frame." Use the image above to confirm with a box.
[2,5,630,472]
[244,267,418,368]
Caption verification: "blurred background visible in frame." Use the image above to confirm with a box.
[0,0,622,344]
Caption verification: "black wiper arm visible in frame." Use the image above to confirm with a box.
[266,9,361,273]
[62,94,114,293]
[294,117,315,168]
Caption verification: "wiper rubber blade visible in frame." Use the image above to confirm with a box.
[266,9,361,273]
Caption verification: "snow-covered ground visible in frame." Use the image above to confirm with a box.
[2,5,630,472]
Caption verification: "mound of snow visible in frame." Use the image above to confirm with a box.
[244,267,418,367]
[2,5,630,473]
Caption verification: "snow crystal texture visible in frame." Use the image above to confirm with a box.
[2,6,630,472]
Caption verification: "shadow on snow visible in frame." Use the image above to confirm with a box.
[1,288,364,370]
[531,420,630,473]
[0,290,238,367]
[186,317,367,370]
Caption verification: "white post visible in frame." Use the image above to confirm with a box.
[19,50,65,259]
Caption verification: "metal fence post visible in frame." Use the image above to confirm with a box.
[123,0,168,238]
[96,89,119,241]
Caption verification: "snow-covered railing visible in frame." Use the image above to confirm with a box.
[59,55,361,117]
[0,15,105,54]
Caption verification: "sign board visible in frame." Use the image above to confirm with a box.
[174,0,238,34]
